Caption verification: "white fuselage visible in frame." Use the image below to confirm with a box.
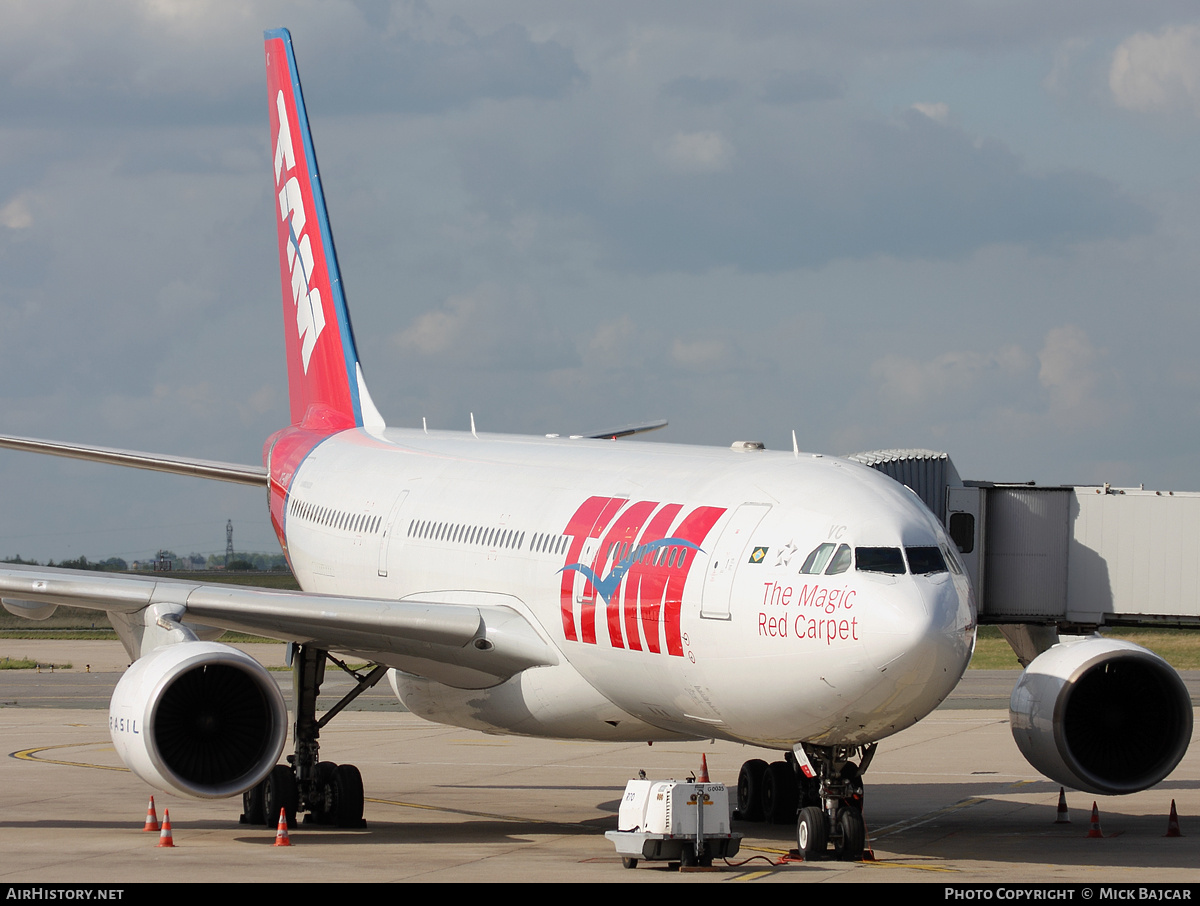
[276,427,976,750]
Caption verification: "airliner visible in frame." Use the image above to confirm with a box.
[0,29,1189,864]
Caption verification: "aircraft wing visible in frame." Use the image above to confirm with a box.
[0,433,267,486]
[0,564,557,687]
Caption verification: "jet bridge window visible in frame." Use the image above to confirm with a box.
[905,546,948,575]
[855,547,906,574]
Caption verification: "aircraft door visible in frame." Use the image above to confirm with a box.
[376,490,410,577]
[700,503,771,620]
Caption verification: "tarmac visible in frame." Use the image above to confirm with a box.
[2,639,1198,885]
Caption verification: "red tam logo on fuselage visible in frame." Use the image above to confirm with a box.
[558,497,725,656]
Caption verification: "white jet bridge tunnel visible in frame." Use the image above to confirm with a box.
[849,449,1200,637]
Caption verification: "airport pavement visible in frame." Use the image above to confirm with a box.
[1,641,1198,884]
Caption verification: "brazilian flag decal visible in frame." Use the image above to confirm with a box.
[749,546,768,564]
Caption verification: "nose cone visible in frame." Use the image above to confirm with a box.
[851,572,975,741]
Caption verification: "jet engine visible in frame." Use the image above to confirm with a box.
[1009,637,1193,795]
[109,641,288,799]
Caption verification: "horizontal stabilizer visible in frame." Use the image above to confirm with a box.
[563,419,668,440]
[0,433,267,486]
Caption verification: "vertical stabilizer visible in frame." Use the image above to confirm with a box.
[264,28,385,432]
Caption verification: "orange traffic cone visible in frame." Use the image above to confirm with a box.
[143,796,160,832]
[1165,800,1183,838]
[698,754,710,783]
[274,808,292,846]
[1087,802,1104,838]
[1054,788,1070,824]
[156,809,174,847]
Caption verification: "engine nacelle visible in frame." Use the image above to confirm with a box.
[109,642,287,799]
[1010,637,1193,795]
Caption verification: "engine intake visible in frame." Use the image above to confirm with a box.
[110,642,287,799]
[1009,637,1193,795]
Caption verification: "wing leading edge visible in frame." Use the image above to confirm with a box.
[0,564,557,688]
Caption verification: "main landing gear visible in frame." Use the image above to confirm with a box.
[736,743,875,862]
[240,644,387,830]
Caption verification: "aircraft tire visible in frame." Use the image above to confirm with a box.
[263,764,298,829]
[309,761,338,824]
[797,805,827,861]
[241,782,266,826]
[762,760,799,824]
[737,759,768,821]
[833,807,865,862]
[331,763,365,828]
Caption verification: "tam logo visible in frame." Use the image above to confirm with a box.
[273,89,326,373]
[558,497,725,656]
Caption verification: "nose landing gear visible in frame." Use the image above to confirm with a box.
[736,742,874,862]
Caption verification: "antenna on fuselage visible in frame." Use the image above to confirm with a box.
[423,417,428,435]
[792,430,799,458]
[470,412,477,438]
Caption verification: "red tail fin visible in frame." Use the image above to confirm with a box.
[264,28,384,433]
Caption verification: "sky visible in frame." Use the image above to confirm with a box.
[2,0,1199,564]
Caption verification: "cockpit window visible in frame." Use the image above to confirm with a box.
[855,547,906,574]
[905,546,948,575]
[826,544,852,575]
[800,543,836,574]
[940,542,965,576]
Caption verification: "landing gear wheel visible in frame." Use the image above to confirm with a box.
[833,806,865,862]
[330,763,365,828]
[308,761,338,824]
[241,781,265,826]
[737,759,768,821]
[263,764,298,829]
[621,857,638,870]
[797,805,827,861]
[762,761,799,824]
[799,773,821,809]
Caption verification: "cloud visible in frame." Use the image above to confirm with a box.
[0,196,33,229]
[0,9,585,124]
[871,345,1032,408]
[663,76,740,105]
[670,337,728,371]
[1038,324,1106,420]
[1110,24,1200,116]
[911,102,950,124]
[761,70,842,104]
[657,130,735,174]
[866,326,1114,439]
[465,101,1152,274]
[391,285,574,371]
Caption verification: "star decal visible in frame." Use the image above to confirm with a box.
[775,539,797,568]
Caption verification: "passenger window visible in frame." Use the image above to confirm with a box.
[905,546,948,575]
[825,544,852,575]
[856,547,906,574]
[800,543,836,575]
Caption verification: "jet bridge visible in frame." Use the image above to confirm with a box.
[849,449,1200,632]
